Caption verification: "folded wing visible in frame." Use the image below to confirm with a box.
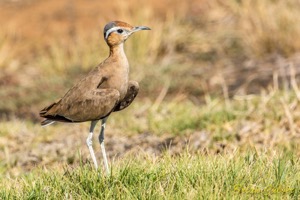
[40,88,120,123]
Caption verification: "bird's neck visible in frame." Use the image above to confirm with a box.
[107,43,129,100]
[109,43,127,63]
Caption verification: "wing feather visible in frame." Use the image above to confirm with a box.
[40,73,120,123]
[114,81,139,112]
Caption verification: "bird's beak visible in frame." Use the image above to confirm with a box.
[131,26,151,33]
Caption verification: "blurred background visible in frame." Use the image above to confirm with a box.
[1,0,300,120]
[1,0,300,175]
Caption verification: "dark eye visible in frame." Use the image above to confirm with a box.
[117,29,123,33]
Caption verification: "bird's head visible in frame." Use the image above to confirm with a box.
[104,21,151,46]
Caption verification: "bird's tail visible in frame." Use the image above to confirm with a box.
[41,119,55,127]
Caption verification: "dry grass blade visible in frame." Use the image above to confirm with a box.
[280,98,296,136]
[289,62,300,101]
[151,80,170,111]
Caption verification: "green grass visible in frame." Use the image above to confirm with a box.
[0,90,300,198]
[1,1,300,199]
[1,152,299,199]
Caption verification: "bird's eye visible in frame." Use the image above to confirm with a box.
[117,29,123,33]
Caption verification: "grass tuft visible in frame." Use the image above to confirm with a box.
[1,152,299,199]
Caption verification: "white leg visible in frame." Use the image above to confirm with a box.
[86,120,99,169]
[99,117,110,175]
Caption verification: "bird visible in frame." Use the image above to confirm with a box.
[39,21,150,175]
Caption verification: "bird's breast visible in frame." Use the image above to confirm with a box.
[105,67,129,100]
[100,52,129,100]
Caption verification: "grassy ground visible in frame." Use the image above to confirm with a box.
[1,0,300,199]
[1,152,300,199]
[1,89,300,198]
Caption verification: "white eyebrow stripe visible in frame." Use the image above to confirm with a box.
[105,26,122,39]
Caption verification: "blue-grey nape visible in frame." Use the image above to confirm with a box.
[104,21,116,38]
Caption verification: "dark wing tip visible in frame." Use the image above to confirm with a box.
[41,119,55,126]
